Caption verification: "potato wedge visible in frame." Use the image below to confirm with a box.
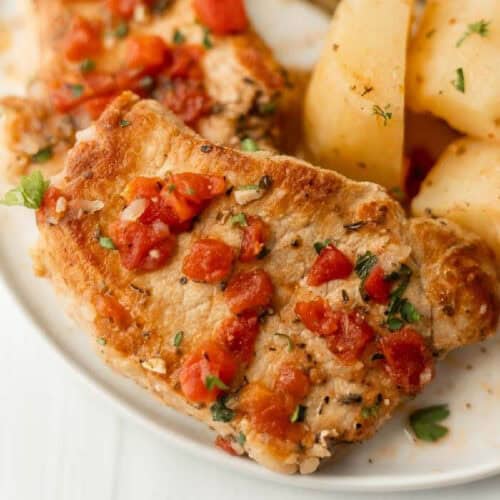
[407,0,500,142]
[412,138,500,261]
[304,0,413,188]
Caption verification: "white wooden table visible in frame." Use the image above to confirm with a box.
[1,285,500,500]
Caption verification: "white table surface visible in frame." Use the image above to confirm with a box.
[1,283,500,500]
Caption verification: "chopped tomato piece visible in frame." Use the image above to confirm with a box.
[160,189,201,223]
[171,173,225,204]
[123,176,163,202]
[215,436,238,456]
[179,342,237,403]
[109,220,176,271]
[274,365,310,401]
[94,294,131,329]
[169,45,205,80]
[239,384,303,441]
[193,0,249,35]
[182,238,234,283]
[217,312,259,364]
[364,265,392,304]
[160,79,212,126]
[239,215,269,263]
[307,244,353,286]
[36,186,64,225]
[125,35,171,72]
[294,299,340,336]
[80,94,117,120]
[381,328,434,394]
[107,0,153,19]
[63,16,102,62]
[224,269,273,314]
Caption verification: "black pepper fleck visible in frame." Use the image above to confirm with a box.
[200,144,213,153]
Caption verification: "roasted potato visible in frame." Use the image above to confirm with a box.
[412,138,500,261]
[304,0,413,188]
[407,0,500,143]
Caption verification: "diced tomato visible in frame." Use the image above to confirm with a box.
[239,384,303,441]
[160,189,201,223]
[36,186,64,225]
[94,294,132,329]
[182,238,234,283]
[179,342,237,403]
[63,16,102,62]
[109,219,176,271]
[123,176,163,202]
[171,173,225,204]
[160,79,212,126]
[107,0,153,19]
[193,0,249,35]
[215,436,238,456]
[381,328,434,394]
[327,312,375,363]
[294,299,340,336]
[224,269,273,315]
[217,312,259,364]
[80,94,117,120]
[169,45,205,80]
[274,365,310,401]
[307,244,353,286]
[364,265,392,304]
[125,35,171,72]
[239,215,269,263]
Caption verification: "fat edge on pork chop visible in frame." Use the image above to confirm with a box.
[32,93,499,474]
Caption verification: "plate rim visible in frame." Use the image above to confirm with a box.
[1,262,499,493]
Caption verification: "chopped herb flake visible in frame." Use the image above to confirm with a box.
[210,397,234,422]
[139,75,155,89]
[452,68,465,93]
[355,251,377,280]
[290,404,306,423]
[0,170,49,209]
[372,104,392,126]
[241,138,259,152]
[80,58,96,73]
[173,29,186,44]
[114,22,129,38]
[456,19,490,47]
[361,404,379,419]
[96,337,107,346]
[173,330,184,347]
[119,119,131,128]
[236,432,246,446]
[238,184,260,191]
[32,145,53,164]
[68,83,84,98]
[205,374,229,391]
[99,236,116,250]
[231,212,248,227]
[274,333,294,352]
[409,404,450,442]
[258,101,277,115]
[313,239,332,255]
[202,27,213,49]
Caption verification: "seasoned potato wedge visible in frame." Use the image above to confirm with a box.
[412,138,500,261]
[304,0,413,188]
[407,0,500,142]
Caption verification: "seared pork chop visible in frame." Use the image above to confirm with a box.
[0,0,297,182]
[29,92,499,474]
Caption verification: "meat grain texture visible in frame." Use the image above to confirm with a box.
[35,93,499,474]
[0,0,298,182]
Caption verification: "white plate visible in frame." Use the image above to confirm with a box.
[1,0,500,493]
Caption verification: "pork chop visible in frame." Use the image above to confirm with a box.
[0,0,298,182]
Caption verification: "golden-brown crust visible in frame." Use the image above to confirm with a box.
[35,93,499,474]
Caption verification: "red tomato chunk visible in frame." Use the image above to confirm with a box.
[224,269,273,314]
[307,244,353,286]
[381,328,434,394]
[364,265,392,304]
[182,238,234,283]
[239,215,269,263]
[274,365,310,402]
[294,299,340,336]
[217,312,259,364]
[179,342,237,403]
[107,0,153,19]
[215,436,238,456]
[94,294,132,329]
[125,35,171,72]
[193,0,249,35]
[63,16,102,62]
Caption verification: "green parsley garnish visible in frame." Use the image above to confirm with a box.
[114,22,129,38]
[258,101,277,116]
[119,119,131,128]
[0,170,49,209]
[409,404,450,442]
[290,404,306,423]
[274,333,294,352]
[173,29,186,44]
[202,28,213,49]
[241,138,259,152]
[236,432,246,446]
[173,330,184,348]
[68,83,84,98]
[80,58,96,73]
[361,403,380,419]
[230,212,248,227]
[32,145,53,164]
[139,75,155,89]
[389,186,406,202]
[313,239,332,255]
[238,184,260,191]
[96,337,107,346]
[456,19,490,47]
[210,397,234,422]
[99,236,116,250]
[452,68,465,93]
[205,374,229,391]
[372,104,392,126]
